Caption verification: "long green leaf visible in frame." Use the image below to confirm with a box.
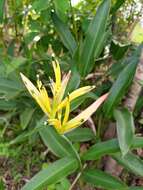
[0,77,24,99]
[110,40,131,60]
[39,125,81,166]
[129,187,143,190]
[0,100,17,111]
[111,0,125,14]
[104,45,143,117]
[114,108,135,156]
[22,157,78,190]
[94,30,110,59]
[20,108,35,130]
[82,169,127,190]
[0,178,5,190]
[0,77,23,91]
[53,0,70,22]
[66,127,95,142]
[82,138,119,160]
[82,137,143,160]
[78,0,111,77]
[113,152,143,176]
[9,117,45,146]
[52,13,77,55]
[6,57,27,74]
[65,66,80,94]
[32,0,49,12]
[0,0,5,23]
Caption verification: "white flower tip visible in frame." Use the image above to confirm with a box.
[20,72,23,77]
[20,72,26,81]
[67,70,71,78]
[91,85,96,89]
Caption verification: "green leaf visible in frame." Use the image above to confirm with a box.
[56,178,71,190]
[53,0,70,22]
[82,169,127,190]
[0,77,23,91]
[9,129,39,146]
[0,178,5,190]
[94,29,110,59]
[0,0,5,23]
[22,157,78,190]
[129,187,143,190]
[114,108,135,156]
[11,118,92,150]
[78,0,111,77]
[107,59,127,78]
[6,57,27,74]
[52,13,77,55]
[70,92,98,112]
[20,108,35,130]
[0,143,10,157]
[66,127,95,142]
[104,50,141,117]
[82,137,143,160]
[82,138,119,160]
[110,40,131,60]
[113,152,143,177]
[0,100,17,111]
[0,77,24,99]
[111,0,125,14]
[39,125,81,166]
[65,67,80,94]
[32,0,49,12]
[9,118,45,146]
[70,95,87,111]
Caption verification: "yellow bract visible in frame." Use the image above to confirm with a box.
[20,60,108,134]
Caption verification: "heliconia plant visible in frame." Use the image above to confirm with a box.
[20,60,109,190]
[20,60,108,134]
[1,0,143,189]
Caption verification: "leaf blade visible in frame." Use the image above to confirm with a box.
[52,13,77,55]
[104,45,143,117]
[22,157,78,190]
[66,127,95,142]
[78,0,111,76]
[39,125,81,166]
[113,152,143,177]
[82,169,127,190]
[82,137,143,161]
[53,0,70,22]
[114,108,135,156]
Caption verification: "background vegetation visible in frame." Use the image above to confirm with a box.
[0,0,143,189]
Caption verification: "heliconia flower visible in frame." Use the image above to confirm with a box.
[20,73,51,116]
[20,60,108,134]
[48,93,108,134]
[62,93,108,133]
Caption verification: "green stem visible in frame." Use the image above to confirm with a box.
[69,163,87,190]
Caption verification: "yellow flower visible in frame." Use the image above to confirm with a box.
[48,93,108,133]
[20,60,106,134]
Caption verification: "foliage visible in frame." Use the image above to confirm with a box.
[0,0,143,189]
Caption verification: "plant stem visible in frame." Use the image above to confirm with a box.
[69,163,87,190]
